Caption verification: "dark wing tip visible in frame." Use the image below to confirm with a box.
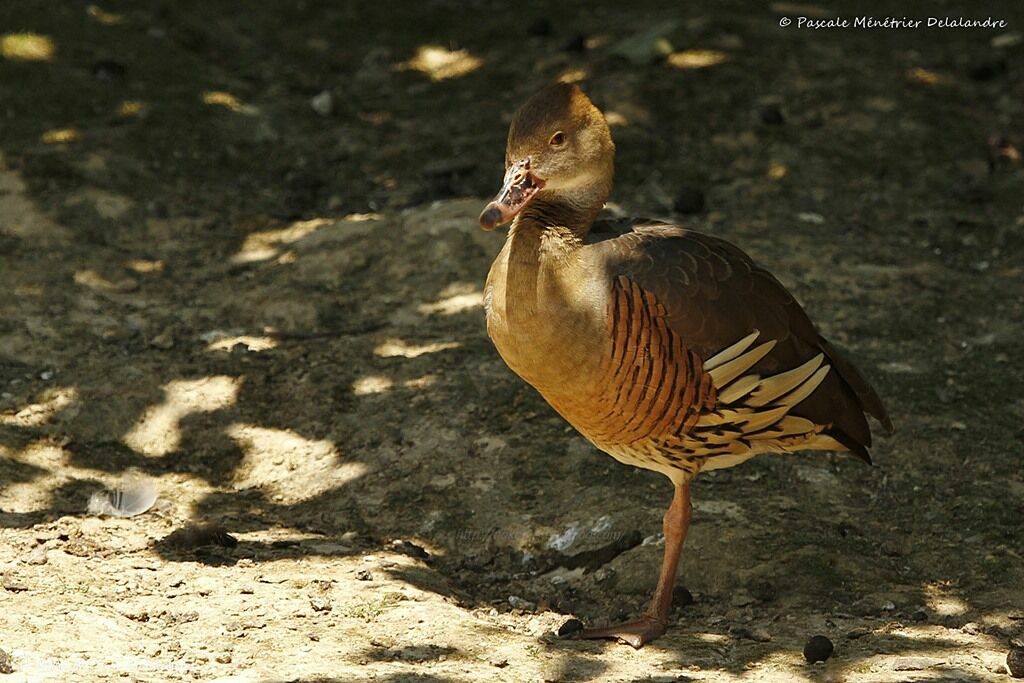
[828,427,874,465]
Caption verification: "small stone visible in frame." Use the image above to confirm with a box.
[892,656,940,671]
[355,569,372,581]
[968,58,1007,81]
[215,654,231,664]
[992,33,1023,48]
[25,547,47,565]
[0,647,13,674]
[309,597,332,613]
[162,522,237,550]
[803,635,834,663]
[1008,645,1024,678]
[673,585,695,607]
[673,186,705,214]
[610,21,677,65]
[730,590,756,607]
[760,104,785,125]
[881,600,896,611]
[149,331,174,350]
[563,34,587,52]
[92,59,126,81]
[557,618,584,637]
[797,212,825,224]
[392,540,429,560]
[508,595,534,611]
[310,91,334,117]
[527,17,552,36]
[729,625,772,642]
[488,655,510,668]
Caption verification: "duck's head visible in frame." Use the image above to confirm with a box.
[479,83,615,231]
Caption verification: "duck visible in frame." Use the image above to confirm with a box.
[479,82,893,648]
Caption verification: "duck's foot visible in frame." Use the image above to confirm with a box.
[570,615,668,649]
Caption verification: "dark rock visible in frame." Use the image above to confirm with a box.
[1008,645,1024,678]
[0,647,13,674]
[968,58,1007,81]
[803,635,834,663]
[309,597,332,612]
[673,585,695,607]
[751,580,776,603]
[527,18,552,37]
[92,59,126,81]
[560,529,641,572]
[892,656,942,671]
[673,186,705,214]
[392,539,429,560]
[760,104,785,125]
[162,522,238,550]
[563,34,587,52]
[729,625,772,642]
[557,618,584,637]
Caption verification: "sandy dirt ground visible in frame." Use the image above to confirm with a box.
[1,1,1023,681]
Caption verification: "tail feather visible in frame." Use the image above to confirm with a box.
[819,336,894,434]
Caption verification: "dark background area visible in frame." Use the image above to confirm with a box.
[1,1,1023,681]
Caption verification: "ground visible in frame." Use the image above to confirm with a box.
[1,1,1023,681]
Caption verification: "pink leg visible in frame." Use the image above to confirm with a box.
[577,483,692,648]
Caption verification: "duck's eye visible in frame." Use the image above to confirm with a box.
[549,131,566,147]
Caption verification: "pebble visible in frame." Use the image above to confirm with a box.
[1008,645,1024,678]
[507,595,534,611]
[392,540,429,560]
[162,522,238,550]
[92,59,126,81]
[310,91,333,117]
[673,186,705,214]
[149,331,175,350]
[760,104,785,125]
[527,17,552,36]
[892,656,941,671]
[563,34,587,52]
[730,590,756,607]
[803,635,833,663]
[729,625,772,642]
[557,618,584,637]
[25,547,47,565]
[673,585,695,607]
[968,58,1007,81]
[0,647,12,674]
[309,597,332,613]
[355,569,372,581]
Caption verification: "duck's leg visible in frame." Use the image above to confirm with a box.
[576,482,692,648]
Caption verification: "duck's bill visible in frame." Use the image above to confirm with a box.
[479,159,545,231]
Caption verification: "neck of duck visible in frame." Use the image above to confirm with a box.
[504,189,602,317]
[494,188,608,394]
